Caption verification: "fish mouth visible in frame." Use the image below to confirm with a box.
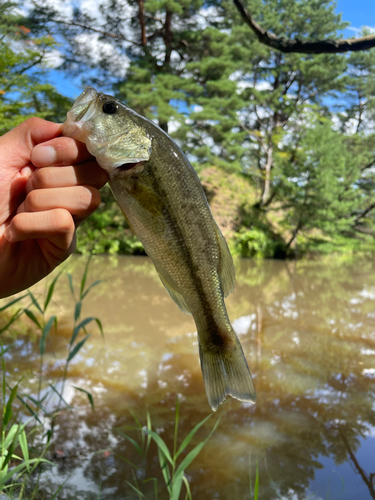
[69,86,99,121]
[63,87,99,140]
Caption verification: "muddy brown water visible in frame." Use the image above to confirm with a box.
[1,255,375,499]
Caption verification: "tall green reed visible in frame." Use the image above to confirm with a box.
[0,257,103,496]
[0,302,51,497]
[113,398,221,500]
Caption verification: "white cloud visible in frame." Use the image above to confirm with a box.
[74,32,129,77]
[347,26,375,36]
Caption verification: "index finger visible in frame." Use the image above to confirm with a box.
[31,137,93,167]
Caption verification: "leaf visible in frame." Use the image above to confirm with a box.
[175,412,214,460]
[40,316,56,355]
[4,382,19,426]
[94,318,104,338]
[170,475,184,500]
[0,309,23,334]
[44,271,61,311]
[173,396,179,458]
[67,334,90,362]
[67,273,75,299]
[0,458,51,486]
[48,383,72,410]
[18,429,29,469]
[125,480,145,499]
[116,454,139,469]
[74,301,82,322]
[115,431,143,456]
[81,280,103,300]
[80,255,92,299]
[2,425,22,470]
[145,410,152,458]
[0,294,27,313]
[50,478,69,499]
[3,424,19,451]
[24,309,42,330]
[157,445,172,492]
[28,290,43,314]
[16,394,43,425]
[173,417,221,482]
[72,385,95,411]
[0,344,13,356]
[70,317,96,346]
[182,475,193,500]
[146,430,173,466]
[254,460,259,500]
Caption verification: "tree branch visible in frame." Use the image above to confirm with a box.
[54,19,142,46]
[354,202,375,224]
[361,159,375,172]
[233,0,375,54]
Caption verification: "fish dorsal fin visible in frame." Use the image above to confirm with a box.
[157,272,191,314]
[215,224,236,297]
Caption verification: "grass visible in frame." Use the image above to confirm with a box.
[112,397,221,500]
[0,257,103,497]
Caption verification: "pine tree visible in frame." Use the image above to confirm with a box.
[24,0,375,255]
[0,1,71,134]
[276,116,361,249]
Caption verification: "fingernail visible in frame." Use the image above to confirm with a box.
[32,145,57,166]
[20,166,33,178]
[4,226,15,242]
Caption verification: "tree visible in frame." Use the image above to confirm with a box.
[275,117,361,248]
[182,0,348,204]
[24,0,375,256]
[233,0,375,54]
[0,1,71,134]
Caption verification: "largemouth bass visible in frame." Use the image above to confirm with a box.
[63,86,256,411]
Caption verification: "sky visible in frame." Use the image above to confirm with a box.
[336,0,375,35]
[48,0,375,99]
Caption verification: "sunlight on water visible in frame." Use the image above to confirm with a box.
[2,254,375,499]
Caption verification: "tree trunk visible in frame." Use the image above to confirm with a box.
[260,145,273,206]
[137,0,147,47]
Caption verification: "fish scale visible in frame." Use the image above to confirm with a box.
[63,86,256,411]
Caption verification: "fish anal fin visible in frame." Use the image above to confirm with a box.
[214,224,236,297]
[158,273,191,314]
[198,332,256,411]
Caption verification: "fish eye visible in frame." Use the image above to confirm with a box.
[102,101,118,114]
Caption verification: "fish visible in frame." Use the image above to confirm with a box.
[62,86,256,411]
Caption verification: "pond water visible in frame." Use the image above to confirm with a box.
[1,255,375,499]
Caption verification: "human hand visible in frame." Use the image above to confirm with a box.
[0,118,108,299]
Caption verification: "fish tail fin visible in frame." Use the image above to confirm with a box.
[198,333,256,412]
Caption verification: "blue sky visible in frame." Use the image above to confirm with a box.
[49,1,375,99]
[337,0,375,34]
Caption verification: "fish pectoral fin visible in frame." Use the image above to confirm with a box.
[214,224,236,297]
[198,332,256,411]
[158,273,191,314]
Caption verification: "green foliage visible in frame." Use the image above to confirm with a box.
[234,227,275,258]
[275,117,362,248]
[113,398,221,499]
[0,258,103,496]
[0,1,71,134]
[76,186,145,255]
[6,0,375,257]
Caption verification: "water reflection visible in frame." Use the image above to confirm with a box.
[1,255,375,499]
